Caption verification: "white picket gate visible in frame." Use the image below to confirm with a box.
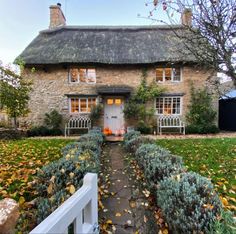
[30,173,99,234]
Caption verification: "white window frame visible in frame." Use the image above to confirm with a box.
[156,67,182,83]
[155,96,183,115]
[69,97,97,114]
[68,68,96,84]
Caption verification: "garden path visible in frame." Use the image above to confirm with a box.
[99,143,159,234]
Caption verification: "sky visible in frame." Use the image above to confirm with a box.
[0,0,176,65]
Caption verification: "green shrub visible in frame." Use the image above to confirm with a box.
[125,137,141,152]
[135,143,170,167]
[208,210,236,234]
[44,109,62,129]
[186,86,218,134]
[0,129,24,140]
[186,124,220,134]
[89,104,103,126]
[0,120,11,128]
[137,120,152,134]
[144,154,184,191]
[157,172,222,233]
[123,130,141,142]
[79,131,104,145]
[27,126,62,137]
[36,158,85,198]
[37,190,69,223]
[35,130,104,224]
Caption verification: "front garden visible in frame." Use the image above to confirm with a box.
[0,130,104,232]
[157,138,236,213]
[0,134,235,233]
[124,131,236,233]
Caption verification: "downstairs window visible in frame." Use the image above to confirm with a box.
[70,97,97,113]
[156,96,182,115]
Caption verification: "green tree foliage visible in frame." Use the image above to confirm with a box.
[44,109,62,129]
[89,104,103,126]
[123,69,164,133]
[186,86,219,133]
[0,60,32,129]
[0,81,31,128]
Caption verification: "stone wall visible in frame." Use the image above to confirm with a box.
[21,65,217,129]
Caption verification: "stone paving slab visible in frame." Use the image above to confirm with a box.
[99,143,159,234]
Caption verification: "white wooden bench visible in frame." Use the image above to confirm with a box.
[157,115,185,135]
[65,115,91,137]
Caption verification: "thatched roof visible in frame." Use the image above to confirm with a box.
[18,25,196,65]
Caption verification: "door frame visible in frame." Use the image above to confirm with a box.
[103,96,125,134]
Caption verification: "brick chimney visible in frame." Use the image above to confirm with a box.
[181,8,192,26]
[49,3,66,29]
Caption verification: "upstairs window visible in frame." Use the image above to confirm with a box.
[156,67,181,82]
[69,68,96,83]
[70,97,96,113]
[156,97,182,115]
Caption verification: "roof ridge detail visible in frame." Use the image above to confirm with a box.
[39,25,184,34]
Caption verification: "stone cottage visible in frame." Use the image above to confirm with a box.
[17,4,217,133]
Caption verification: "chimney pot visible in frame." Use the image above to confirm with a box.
[181,8,192,27]
[49,4,66,29]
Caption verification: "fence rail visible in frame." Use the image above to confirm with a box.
[30,173,99,234]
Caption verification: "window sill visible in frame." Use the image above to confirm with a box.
[156,81,182,84]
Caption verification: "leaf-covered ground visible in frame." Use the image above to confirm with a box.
[0,139,73,202]
[157,138,236,213]
[0,139,74,232]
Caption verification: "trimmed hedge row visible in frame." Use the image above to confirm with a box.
[124,131,234,233]
[35,129,104,223]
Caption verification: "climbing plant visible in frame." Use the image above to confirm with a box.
[186,86,219,134]
[123,69,164,133]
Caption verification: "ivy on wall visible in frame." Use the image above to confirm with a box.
[123,69,164,133]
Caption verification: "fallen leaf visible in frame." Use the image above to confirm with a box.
[129,200,136,208]
[106,219,112,225]
[47,183,53,194]
[19,196,25,205]
[69,185,76,194]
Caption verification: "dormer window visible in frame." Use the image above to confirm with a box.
[156,67,181,83]
[69,68,96,83]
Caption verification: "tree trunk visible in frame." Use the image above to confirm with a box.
[13,117,17,131]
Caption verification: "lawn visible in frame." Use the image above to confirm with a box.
[0,138,74,231]
[0,139,73,202]
[157,138,236,213]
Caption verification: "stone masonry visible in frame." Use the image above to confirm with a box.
[21,65,217,128]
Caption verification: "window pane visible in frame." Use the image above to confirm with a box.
[156,68,163,82]
[115,99,121,105]
[87,98,96,112]
[156,98,163,114]
[80,99,87,112]
[107,99,113,105]
[71,98,79,113]
[87,69,96,83]
[79,69,87,83]
[164,97,172,114]
[70,69,79,82]
[165,68,171,81]
[172,97,181,114]
[173,68,181,81]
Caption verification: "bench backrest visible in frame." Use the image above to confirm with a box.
[67,116,91,129]
[158,116,182,127]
